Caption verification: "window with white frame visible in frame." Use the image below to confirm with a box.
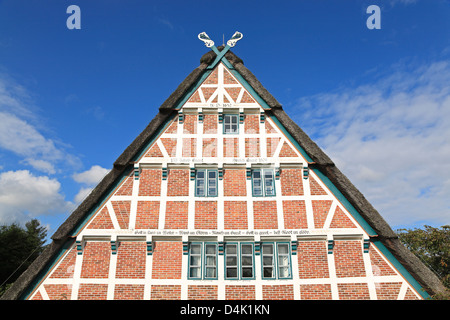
[261,242,292,279]
[188,242,218,280]
[225,242,255,280]
[223,114,239,134]
[195,169,218,197]
[252,169,276,197]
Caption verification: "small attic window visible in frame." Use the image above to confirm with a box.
[223,114,239,134]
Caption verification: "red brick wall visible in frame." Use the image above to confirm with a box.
[338,283,370,300]
[152,241,182,279]
[167,169,189,196]
[165,118,178,133]
[253,201,277,229]
[297,241,329,279]
[223,68,237,84]
[195,201,217,229]
[115,241,146,279]
[224,201,248,229]
[50,247,76,279]
[280,169,303,196]
[375,282,402,300]
[202,138,217,157]
[112,200,130,229]
[115,174,133,196]
[223,169,246,196]
[87,206,114,229]
[182,138,197,157]
[80,241,110,279]
[114,284,144,300]
[161,138,177,157]
[312,200,332,228]
[334,240,366,278]
[279,142,297,157]
[309,176,328,195]
[266,137,280,157]
[203,114,217,134]
[329,206,356,228]
[151,285,182,300]
[244,115,259,134]
[245,138,260,157]
[78,284,108,300]
[223,137,239,157]
[265,121,277,133]
[136,201,159,229]
[283,200,307,229]
[139,168,161,196]
[44,284,72,300]
[183,114,197,134]
[262,285,294,300]
[370,247,398,276]
[188,285,218,300]
[226,285,256,300]
[165,201,188,229]
[300,284,332,300]
[145,144,163,157]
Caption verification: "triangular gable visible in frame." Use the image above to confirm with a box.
[3,44,443,301]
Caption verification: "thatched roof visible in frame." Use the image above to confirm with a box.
[2,46,446,300]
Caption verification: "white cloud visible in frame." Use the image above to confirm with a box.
[0,75,81,173]
[74,187,93,204]
[0,170,74,225]
[21,158,56,175]
[72,165,110,186]
[289,60,450,228]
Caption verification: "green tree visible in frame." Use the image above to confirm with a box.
[0,219,48,297]
[397,225,450,299]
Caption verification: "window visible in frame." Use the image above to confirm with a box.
[252,169,275,196]
[261,242,292,279]
[223,114,239,134]
[224,242,255,280]
[188,242,218,280]
[196,169,218,197]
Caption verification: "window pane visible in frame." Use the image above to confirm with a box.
[242,256,252,266]
[205,244,216,255]
[206,256,216,266]
[253,171,263,196]
[190,255,201,266]
[279,267,289,278]
[263,267,273,278]
[196,171,205,196]
[226,245,237,255]
[226,268,237,278]
[262,244,273,255]
[242,267,253,278]
[263,256,273,266]
[278,255,289,266]
[208,171,217,196]
[191,244,201,255]
[206,267,216,278]
[241,244,252,255]
[278,244,288,255]
[190,267,200,278]
[197,171,205,178]
[226,256,237,266]
[264,170,275,195]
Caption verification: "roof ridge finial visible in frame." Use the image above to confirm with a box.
[226,31,243,47]
[198,31,243,49]
[198,32,214,48]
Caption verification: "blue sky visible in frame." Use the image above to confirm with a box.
[0,0,449,238]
